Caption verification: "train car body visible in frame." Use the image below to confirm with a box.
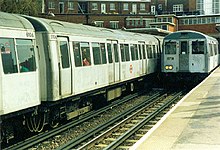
[24,16,161,103]
[0,12,39,117]
[1,12,162,144]
[162,30,219,74]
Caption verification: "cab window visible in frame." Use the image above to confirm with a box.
[192,41,204,54]
[165,41,176,54]
[0,38,18,74]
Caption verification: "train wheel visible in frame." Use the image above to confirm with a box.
[49,119,59,128]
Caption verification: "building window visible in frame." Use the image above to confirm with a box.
[68,2,74,10]
[140,3,145,11]
[213,0,220,14]
[59,2,64,13]
[151,5,156,14]
[110,21,119,29]
[197,0,204,14]
[173,4,183,12]
[110,3,115,10]
[126,20,130,26]
[162,25,167,30]
[48,1,55,9]
[95,21,104,27]
[92,3,98,10]
[168,17,173,23]
[123,3,129,10]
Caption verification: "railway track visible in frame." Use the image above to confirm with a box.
[57,90,184,150]
[4,89,159,150]
[5,89,185,150]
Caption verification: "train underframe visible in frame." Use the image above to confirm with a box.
[1,74,157,145]
[160,72,209,89]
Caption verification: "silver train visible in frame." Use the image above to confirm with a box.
[0,12,162,142]
[161,30,219,74]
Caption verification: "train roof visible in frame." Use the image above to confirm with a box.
[23,15,157,42]
[0,11,34,30]
[164,30,217,41]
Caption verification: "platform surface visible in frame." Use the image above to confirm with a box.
[131,67,220,150]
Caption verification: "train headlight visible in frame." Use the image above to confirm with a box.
[165,65,173,70]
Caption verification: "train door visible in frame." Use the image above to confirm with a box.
[138,42,145,75]
[57,37,72,96]
[179,41,189,72]
[113,42,120,82]
[107,40,120,83]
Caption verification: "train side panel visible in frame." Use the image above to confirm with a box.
[0,29,40,115]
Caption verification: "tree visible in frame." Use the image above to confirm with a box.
[0,0,42,16]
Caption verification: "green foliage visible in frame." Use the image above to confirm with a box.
[0,0,42,16]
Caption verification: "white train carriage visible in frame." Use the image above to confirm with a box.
[22,16,161,120]
[162,30,219,74]
[1,12,162,143]
[0,12,39,116]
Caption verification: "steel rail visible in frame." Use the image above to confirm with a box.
[104,91,183,150]
[57,91,165,150]
[4,90,147,150]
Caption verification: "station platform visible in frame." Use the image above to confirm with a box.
[131,67,220,150]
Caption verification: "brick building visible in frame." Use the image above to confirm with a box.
[41,0,220,36]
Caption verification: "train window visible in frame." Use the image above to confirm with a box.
[209,43,213,56]
[152,45,156,58]
[165,42,176,54]
[130,44,138,61]
[73,42,82,67]
[92,43,101,65]
[214,44,218,55]
[156,46,160,57]
[100,43,107,64]
[124,44,130,61]
[81,42,91,66]
[146,45,152,59]
[113,44,119,62]
[192,41,204,54]
[142,45,146,59]
[0,38,18,74]
[138,45,142,60]
[180,41,188,54]
[16,39,36,72]
[107,43,113,63]
[59,41,70,69]
[120,44,127,62]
